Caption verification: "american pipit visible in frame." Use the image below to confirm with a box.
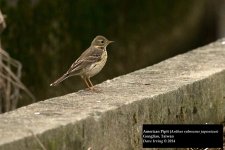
[50,35,113,90]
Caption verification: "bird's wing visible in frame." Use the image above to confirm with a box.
[66,47,103,75]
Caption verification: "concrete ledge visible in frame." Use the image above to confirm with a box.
[0,39,225,150]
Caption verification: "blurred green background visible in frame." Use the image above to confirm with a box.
[0,0,224,106]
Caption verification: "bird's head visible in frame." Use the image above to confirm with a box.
[91,35,114,48]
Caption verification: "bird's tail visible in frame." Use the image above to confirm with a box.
[50,73,69,86]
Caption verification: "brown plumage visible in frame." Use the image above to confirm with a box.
[50,35,113,90]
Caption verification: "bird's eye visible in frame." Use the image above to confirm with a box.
[101,40,104,44]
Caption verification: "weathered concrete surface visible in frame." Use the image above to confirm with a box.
[0,39,225,150]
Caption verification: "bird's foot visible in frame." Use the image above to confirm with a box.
[85,87,102,93]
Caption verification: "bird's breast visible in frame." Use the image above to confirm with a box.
[85,50,108,78]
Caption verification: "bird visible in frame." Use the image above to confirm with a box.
[50,35,114,90]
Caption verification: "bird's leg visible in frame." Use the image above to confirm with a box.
[82,77,100,92]
[87,78,94,87]
[87,78,102,92]
[82,77,93,90]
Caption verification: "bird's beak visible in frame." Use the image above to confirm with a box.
[108,41,114,44]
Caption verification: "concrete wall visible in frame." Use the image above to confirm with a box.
[0,39,225,150]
